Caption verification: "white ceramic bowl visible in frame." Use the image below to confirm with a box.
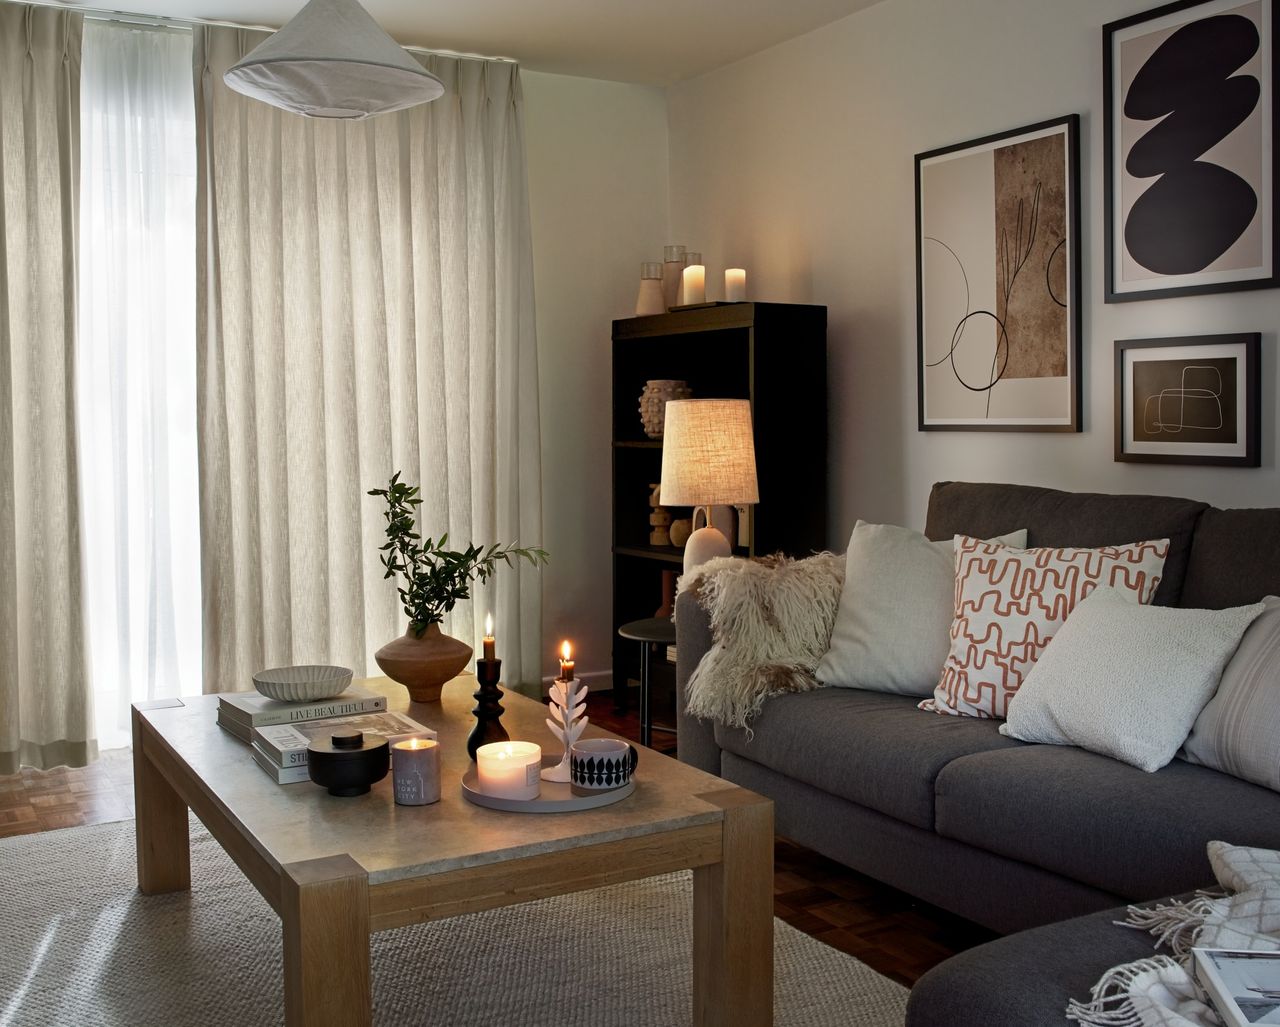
[252,665,353,703]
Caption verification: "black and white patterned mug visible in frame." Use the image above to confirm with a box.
[570,738,639,792]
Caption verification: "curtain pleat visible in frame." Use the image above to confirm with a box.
[194,28,543,693]
[0,4,92,772]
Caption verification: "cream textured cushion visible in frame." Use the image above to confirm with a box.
[1002,587,1266,772]
[815,522,1027,696]
[1182,597,1280,789]
[921,535,1169,719]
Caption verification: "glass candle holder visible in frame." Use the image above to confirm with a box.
[636,261,665,316]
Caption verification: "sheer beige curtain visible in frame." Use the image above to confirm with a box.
[194,28,543,694]
[0,5,92,772]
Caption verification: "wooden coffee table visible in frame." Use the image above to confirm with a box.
[131,676,773,1026]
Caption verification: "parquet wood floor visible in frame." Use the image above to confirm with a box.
[0,689,994,986]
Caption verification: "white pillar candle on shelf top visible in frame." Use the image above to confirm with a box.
[475,741,541,800]
[725,268,747,302]
[681,264,706,305]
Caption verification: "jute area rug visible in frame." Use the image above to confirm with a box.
[0,819,908,1026]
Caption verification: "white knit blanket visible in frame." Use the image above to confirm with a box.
[1070,842,1280,1027]
[676,552,844,730]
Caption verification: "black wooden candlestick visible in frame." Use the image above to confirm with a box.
[466,657,509,760]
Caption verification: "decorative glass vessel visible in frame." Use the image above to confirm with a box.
[661,244,686,311]
[635,261,664,316]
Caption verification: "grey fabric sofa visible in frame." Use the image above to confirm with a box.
[674,481,1280,1023]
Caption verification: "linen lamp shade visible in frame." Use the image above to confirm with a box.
[660,399,759,574]
[223,0,445,120]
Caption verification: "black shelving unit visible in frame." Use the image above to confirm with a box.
[610,302,828,712]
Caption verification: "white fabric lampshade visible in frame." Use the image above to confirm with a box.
[659,399,760,507]
[223,0,445,119]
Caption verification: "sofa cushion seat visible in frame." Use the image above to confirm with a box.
[714,688,1024,829]
[935,744,1280,900]
[906,901,1161,1027]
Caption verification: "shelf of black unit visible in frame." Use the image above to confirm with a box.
[613,439,663,449]
[613,544,685,565]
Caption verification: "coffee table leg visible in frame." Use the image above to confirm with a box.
[282,855,371,1027]
[693,789,774,1026]
[132,705,190,894]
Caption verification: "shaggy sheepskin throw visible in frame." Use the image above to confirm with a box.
[677,552,843,731]
[1068,841,1280,1027]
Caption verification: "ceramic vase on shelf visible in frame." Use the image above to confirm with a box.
[375,623,473,703]
[638,379,692,438]
[635,261,665,317]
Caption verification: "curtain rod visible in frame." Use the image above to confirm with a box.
[18,0,518,63]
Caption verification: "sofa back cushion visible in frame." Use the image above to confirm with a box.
[925,481,1208,606]
[1180,508,1280,609]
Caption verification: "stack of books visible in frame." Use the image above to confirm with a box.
[216,685,436,784]
[216,683,388,743]
[251,711,436,784]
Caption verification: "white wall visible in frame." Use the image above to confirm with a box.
[668,0,1280,545]
[523,71,670,683]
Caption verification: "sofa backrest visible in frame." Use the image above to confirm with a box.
[924,481,1208,606]
[1180,508,1280,609]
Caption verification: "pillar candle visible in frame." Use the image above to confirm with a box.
[476,741,541,800]
[392,738,441,806]
[681,264,706,305]
[725,268,747,302]
[558,640,575,682]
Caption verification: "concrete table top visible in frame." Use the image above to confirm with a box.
[136,676,726,886]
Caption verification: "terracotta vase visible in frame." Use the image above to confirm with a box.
[374,623,473,703]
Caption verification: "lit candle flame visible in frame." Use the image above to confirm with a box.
[484,611,493,637]
[560,640,572,661]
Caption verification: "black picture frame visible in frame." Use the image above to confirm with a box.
[1114,333,1261,466]
[915,114,1082,432]
[1104,0,1278,302]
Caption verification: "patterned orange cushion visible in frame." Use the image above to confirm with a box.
[920,535,1169,719]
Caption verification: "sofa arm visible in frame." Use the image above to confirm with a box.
[675,587,721,775]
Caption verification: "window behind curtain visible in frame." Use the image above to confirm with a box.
[78,21,200,749]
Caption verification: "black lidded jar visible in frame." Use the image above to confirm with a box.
[307,730,390,797]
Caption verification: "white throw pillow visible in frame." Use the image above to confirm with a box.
[1182,597,1280,790]
[1001,587,1266,773]
[815,522,1027,696]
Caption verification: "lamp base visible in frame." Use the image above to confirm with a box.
[683,525,732,576]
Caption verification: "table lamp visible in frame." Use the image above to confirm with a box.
[659,399,759,575]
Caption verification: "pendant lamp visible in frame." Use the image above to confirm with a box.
[223,0,445,120]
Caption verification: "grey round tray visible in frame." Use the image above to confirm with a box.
[461,756,635,813]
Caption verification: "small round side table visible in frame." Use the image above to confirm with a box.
[617,616,677,748]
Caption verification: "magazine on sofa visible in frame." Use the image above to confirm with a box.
[1194,948,1280,1026]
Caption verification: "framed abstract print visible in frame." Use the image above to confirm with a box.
[1105,0,1278,301]
[1114,333,1261,465]
[915,115,1081,432]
